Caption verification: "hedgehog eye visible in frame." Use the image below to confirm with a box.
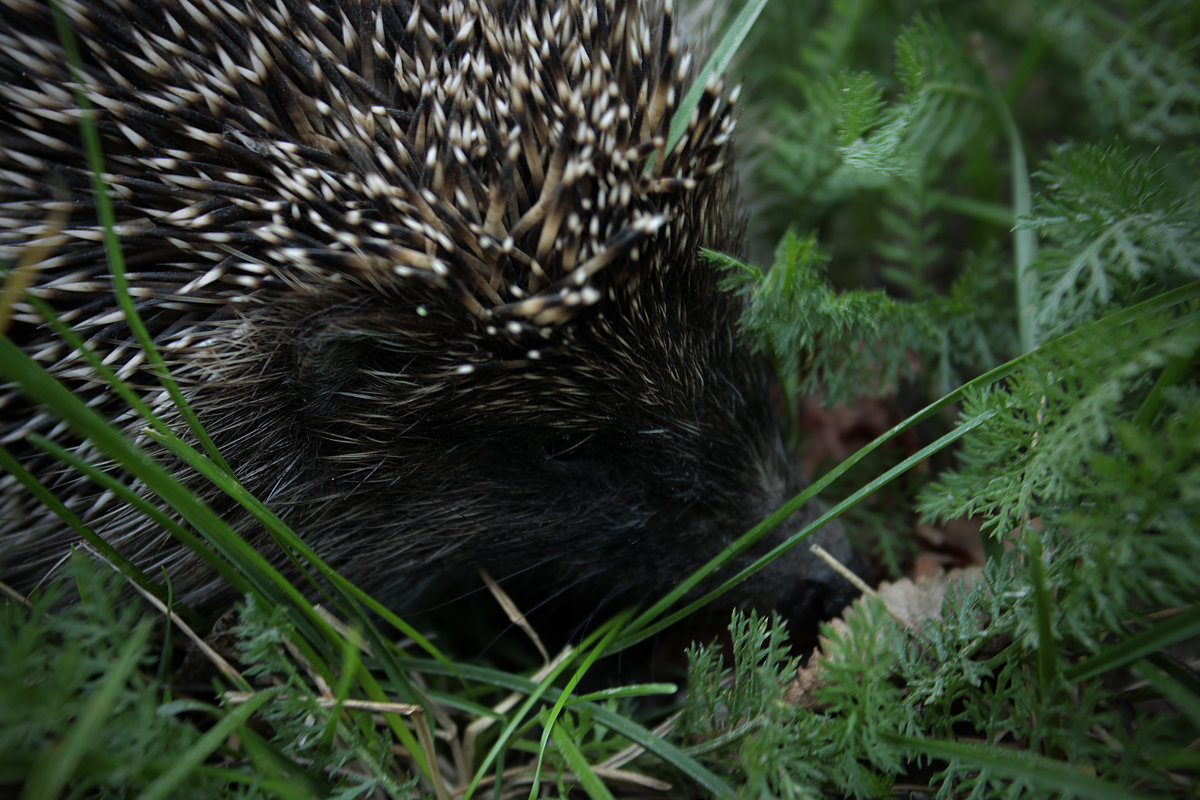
[542,431,599,463]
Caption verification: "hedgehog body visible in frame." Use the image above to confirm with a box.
[0,0,852,623]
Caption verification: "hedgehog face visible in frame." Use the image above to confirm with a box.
[181,263,853,620]
[0,0,855,625]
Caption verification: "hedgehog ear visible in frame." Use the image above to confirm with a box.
[290,319,377,412]
[290,308,434,414]
[289,307,459,411]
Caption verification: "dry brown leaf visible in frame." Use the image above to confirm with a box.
[787,566,984,707]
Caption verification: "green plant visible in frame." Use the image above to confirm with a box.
[0,559,288,800]
[666,0,1199,796]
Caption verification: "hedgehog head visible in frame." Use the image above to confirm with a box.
[0,0,855,621]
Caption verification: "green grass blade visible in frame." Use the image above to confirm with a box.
[886,733,1159,800]
[138,689,277,800]
[666,0,768,154]
[547,720,614,800]
[464,618,622,799]
[568,684,677,705]
[1025,528,1060,693]
[584,703,733,798]
[0,338,256,598]
[0,443,170,607]
[530,611,629,798]
[1137,656,1200,732]
[26,434,221,565]
[49,0,231,474]
[980,62,1038,352]
[1066,603,1200,682]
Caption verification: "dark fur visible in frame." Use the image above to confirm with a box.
[0,0,855,623]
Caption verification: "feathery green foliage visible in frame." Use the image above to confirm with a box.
[668,0,1200,796]
[0,560,275,800]
[1026,143,1200,341]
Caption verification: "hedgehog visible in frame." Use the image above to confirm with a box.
[0,0,855,630]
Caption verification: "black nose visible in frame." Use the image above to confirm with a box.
[781,569,862,623]
[757,520,868,633]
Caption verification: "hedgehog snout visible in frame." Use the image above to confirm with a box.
[711,432,864,626]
